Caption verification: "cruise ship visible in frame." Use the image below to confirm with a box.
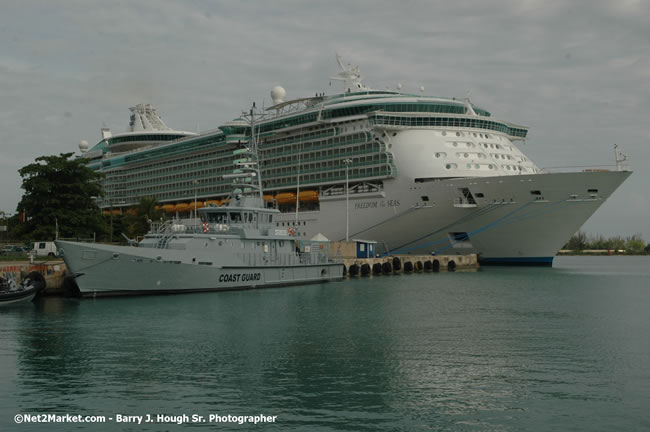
[80,56,631,266]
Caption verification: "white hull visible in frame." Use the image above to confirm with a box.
[277,170,631,265]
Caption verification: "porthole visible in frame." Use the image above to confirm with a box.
[453,142,458,147]
[473,133,477,137]
[475,164,479,169]
[464,153,469,158]
[442,131,447,136]
[466,164,472,169]
[445,164,452,169]
[456,132,461,137]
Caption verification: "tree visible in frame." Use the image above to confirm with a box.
[565,231,587,251]
[15,153,107,240]
[123,196,165,238]
[625,234,645,255]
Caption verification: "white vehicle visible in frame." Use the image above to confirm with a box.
[33,241,58,257]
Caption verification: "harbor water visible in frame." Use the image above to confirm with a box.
[1,256,649,431]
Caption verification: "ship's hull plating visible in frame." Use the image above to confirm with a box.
[56,241,343,296]
[278,170,631,266]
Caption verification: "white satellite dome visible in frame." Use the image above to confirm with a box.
[271,86,286,104]
[79,139,89,153]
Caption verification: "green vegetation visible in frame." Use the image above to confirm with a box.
[562,231,650,255]
[13,153,107,241]
[123,196,166,239]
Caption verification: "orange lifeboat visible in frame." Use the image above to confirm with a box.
[161,204,176,213]
[275,192,297,204]
[298,190,319,203]
[188,201,204,210]
[174,203,191,212]
[264,194,274,202]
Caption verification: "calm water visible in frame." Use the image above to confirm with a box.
[1,256,649,431]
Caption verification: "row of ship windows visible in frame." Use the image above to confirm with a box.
[123,135,226,165]
[105,160,235,187]
[260,132,370,158]
[371,115,528,138]
[106,185,232,203]
[442,131,497,140]
[265,166,389,184]
[264,167,393,189]
[449,141,512,151]
[435,152,526,162]
[264,155,386,177]
[114,149,233,179]
[262,143,381,168]
[444,163,527,171]
[261,127,335,148]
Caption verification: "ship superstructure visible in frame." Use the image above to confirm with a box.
[80,57,631,265]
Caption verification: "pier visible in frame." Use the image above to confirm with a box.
[0,260,67,294]
[340,254,479,276]
[327,240,479,275]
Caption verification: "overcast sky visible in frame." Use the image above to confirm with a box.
[1,0,649,240]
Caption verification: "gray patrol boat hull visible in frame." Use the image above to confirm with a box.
[56,240,343,297]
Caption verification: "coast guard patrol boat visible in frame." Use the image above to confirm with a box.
[57,110,343,296]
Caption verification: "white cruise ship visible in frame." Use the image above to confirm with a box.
[80,56,631,266]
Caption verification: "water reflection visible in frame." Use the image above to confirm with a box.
[3,260,649,431]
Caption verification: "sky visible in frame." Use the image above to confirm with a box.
[1,0,649,240]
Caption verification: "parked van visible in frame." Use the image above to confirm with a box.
[33,241,58,257]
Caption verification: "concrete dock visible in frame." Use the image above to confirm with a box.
[340,254,479,276]
[0,260,67,294]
